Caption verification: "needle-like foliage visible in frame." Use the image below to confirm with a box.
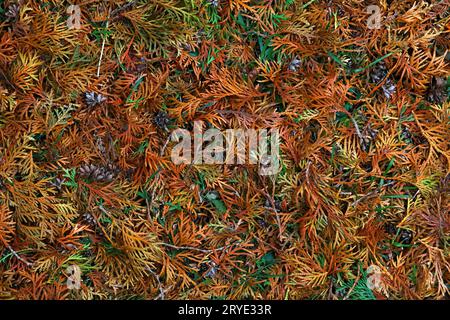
[0,0,449,300]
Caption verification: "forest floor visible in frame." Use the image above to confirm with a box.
[0,0,449,300]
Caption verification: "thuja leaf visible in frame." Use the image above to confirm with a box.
[210,199,227,214]
[204,191,227,214]
[62,168,78,189]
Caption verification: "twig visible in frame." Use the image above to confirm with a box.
[92,204,115,244]
[6,245,33,267]
[302,0,316,9]
[145,196,153,221]
[351,180,396,207]
[349,115,364,144]
[159,242,238,254]
[261,189,284,242]
[96,19,110,77]
[146,268,166,300]
[257,172,284,242]
[0,67,17,91]
[343,268,361,300]
[328,281,338,300]
[160,135,171,157]
[351,190,378,207]
[97,204,109,216]
[110,0,137,18]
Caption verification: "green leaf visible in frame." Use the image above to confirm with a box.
[327,51,346,67]
[210,199,227,214]
[381,194,410,199]
[62,168,78,189]
[352,52,395,73]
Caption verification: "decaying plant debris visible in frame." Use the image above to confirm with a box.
[0,0,449,300]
